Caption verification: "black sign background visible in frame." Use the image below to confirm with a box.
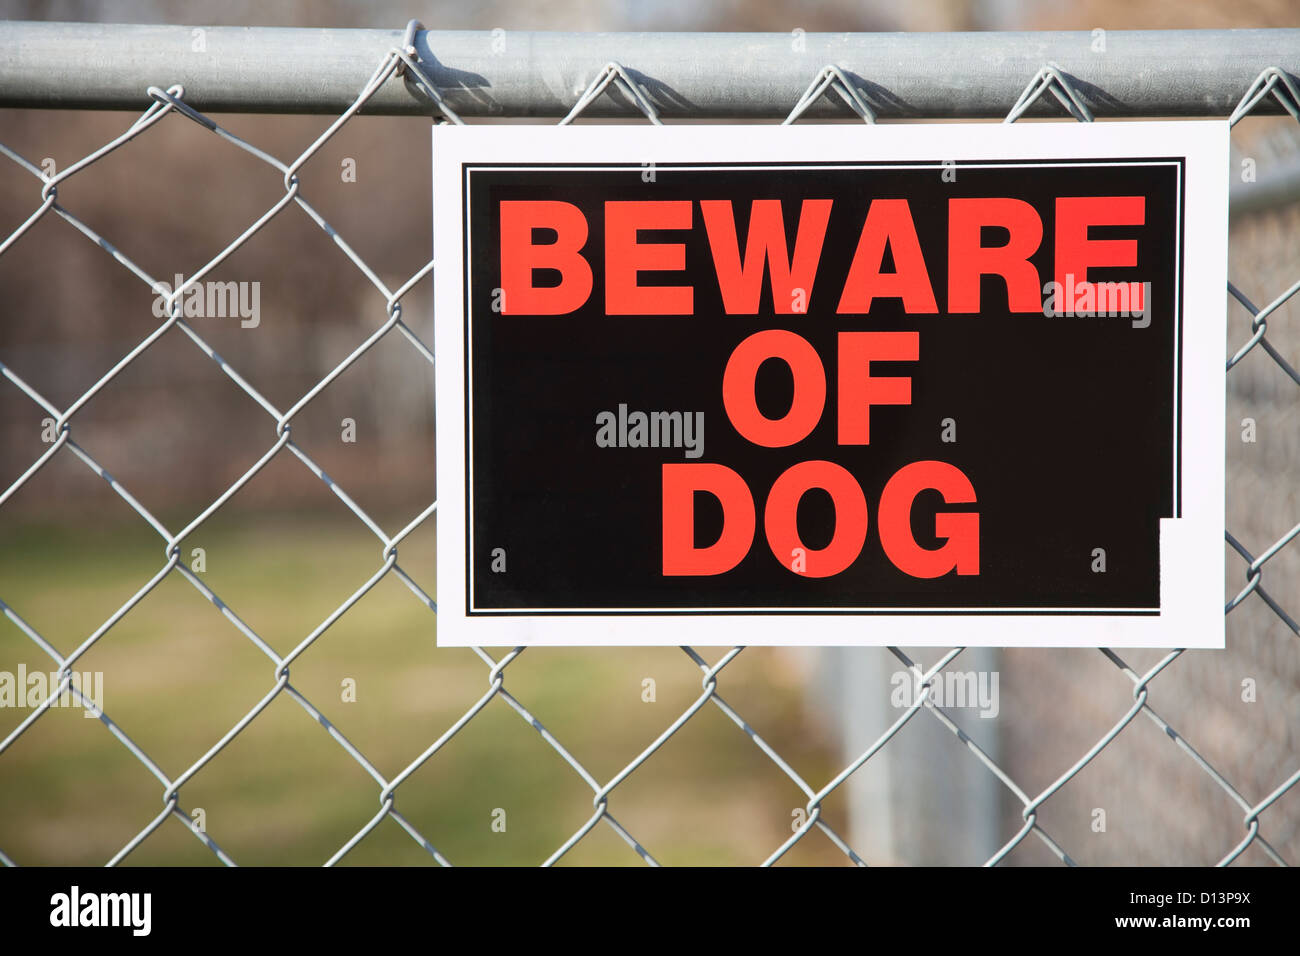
[462,161,1182,613]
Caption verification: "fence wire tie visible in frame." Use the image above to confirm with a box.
[1005,63,1093,123]
[1229,67,1300,127]
[560,61,662,126]
[783,64,877,125]
[396,19,422,76]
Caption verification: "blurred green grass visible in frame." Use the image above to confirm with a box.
[0,512,847,866]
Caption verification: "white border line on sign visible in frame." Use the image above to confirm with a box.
[463,160,1182,615]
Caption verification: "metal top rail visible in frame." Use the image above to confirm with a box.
[0,21,1297,118]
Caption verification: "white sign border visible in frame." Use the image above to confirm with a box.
[433,121,1228,648]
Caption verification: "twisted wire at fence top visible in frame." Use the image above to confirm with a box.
[0,28,1296,867]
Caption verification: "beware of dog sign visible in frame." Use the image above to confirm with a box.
[433,122,1227,647]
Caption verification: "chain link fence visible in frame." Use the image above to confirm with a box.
[0,22,1297,867]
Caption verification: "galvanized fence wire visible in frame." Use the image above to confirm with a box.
[0,22,1297,867]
